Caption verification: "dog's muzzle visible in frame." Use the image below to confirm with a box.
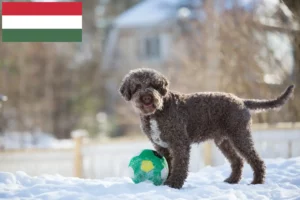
[140,94,153,106]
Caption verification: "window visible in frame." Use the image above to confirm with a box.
[139,35,162,61]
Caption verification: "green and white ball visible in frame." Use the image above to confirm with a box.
[128,149,169,186]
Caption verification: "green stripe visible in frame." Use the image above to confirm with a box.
[2,29,82,42]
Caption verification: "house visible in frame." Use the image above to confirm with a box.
[102,0,260,70]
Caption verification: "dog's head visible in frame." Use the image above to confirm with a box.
[119,68,169,115]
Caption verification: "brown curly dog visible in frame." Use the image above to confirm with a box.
[119,68,294,189]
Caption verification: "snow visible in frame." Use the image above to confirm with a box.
[0,131,73,150]
[1,157,299,200]
[71,129,88,138]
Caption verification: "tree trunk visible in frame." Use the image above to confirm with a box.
[290,31,300,120]
[281,0,300,19]
[282,0,300,120]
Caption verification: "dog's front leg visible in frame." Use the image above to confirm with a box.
[164,141,190,189]
[153,145,173,179]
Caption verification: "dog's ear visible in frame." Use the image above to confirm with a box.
[119,77,132,101]
[158,75,169,96]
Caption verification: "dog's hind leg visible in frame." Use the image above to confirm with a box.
[215,139,244,184]
[229,130,266,184]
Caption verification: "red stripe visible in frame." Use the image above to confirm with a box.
[2,2,82,15]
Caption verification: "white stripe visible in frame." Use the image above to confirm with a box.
[150,119,168,148]
[2,16,82,29]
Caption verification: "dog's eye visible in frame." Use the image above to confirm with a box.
[150,84,158,90]
[132,84,141,94]
[136,84,141,89]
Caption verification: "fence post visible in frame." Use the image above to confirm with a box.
[204,141,212,166]
[288,140,292,158]
[71,129,88,178]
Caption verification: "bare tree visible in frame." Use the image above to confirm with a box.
[164,0,295,123]
[281,0,300,119]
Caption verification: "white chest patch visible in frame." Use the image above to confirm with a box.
[149,119,168,148]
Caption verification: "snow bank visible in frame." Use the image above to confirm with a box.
[0,157,299,200]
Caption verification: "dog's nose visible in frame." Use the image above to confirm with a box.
[141,95,153,105]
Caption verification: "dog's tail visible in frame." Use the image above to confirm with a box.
[243,85,294,112]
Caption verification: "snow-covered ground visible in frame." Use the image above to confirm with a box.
[0,157,299,200]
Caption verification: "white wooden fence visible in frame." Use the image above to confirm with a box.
[0,123,299,179]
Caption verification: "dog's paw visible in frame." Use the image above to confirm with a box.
[224,176,240,184]
[164,179,183,189]
[250,178,265,184]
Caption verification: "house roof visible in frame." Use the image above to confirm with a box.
[114,0,256,28]
[114,0,182,28]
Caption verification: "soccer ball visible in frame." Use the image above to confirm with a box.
[128,149,169,186]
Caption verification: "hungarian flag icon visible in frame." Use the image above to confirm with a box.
[1,2,82,42]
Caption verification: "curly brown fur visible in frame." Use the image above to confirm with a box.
[119,68,295,189]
